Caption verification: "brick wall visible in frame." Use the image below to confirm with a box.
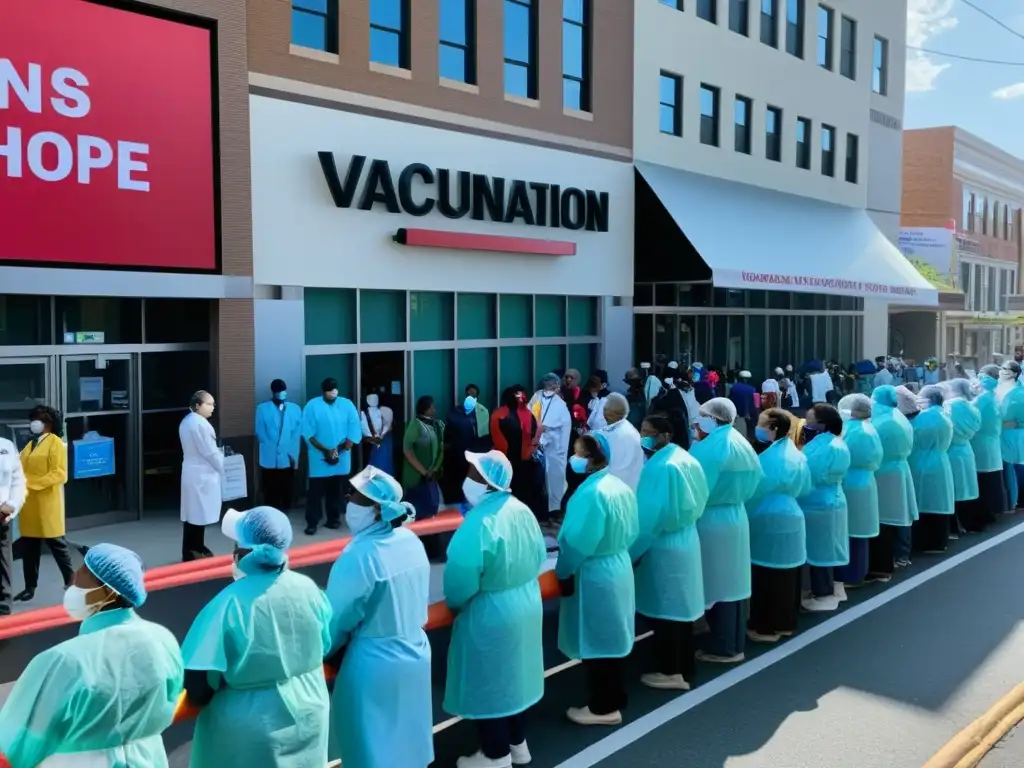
[900,127,955,229]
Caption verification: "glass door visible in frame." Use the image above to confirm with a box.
[60,354,139,525]
[0,357,54,450]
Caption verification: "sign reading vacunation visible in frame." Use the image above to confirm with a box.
[317,153,611,233]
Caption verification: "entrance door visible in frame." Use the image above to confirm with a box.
[359,351,406,474]
[60,354,139,527]
[0,357,54,450]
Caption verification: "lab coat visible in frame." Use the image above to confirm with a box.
[908,406,955,515]
[179,412,224,526]
[971,384,1003,473]
[182,565,333,768]
[798,433,851,567]
[556,469,639,660]
[444,491,547,718]
[587,395,609,432]
[689,424,762,606]
[946,398,981,501]
[18,433,68,538]
[600,419,645,491]
[631,444,709,622]
[0,608,183,768]
[1000,383,1024,466]
[747,437,811,569]
[255,400,302,470]
[302,396,362,478]
[0,437,26,521]
[326,524,432,768]
[842,419,883,538]
[528,392,572,513]
[871,391,919,527]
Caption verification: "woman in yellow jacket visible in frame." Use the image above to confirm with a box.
[13,406,74,604]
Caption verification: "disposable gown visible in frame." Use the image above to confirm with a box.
[0,609,183,768]
[947,399,981,501]
[1000,384,1024,465]
[908,406,955,515]
[871,392,919,527]
[689,425,762,605]
[842,420,883,537]
[972,387,1003,473]
[746,437,811,569]
[556,469,639,660]
[630,444,709,622]
[181,566,333,768]
[798,433,851,567]
[326,524,432,768]
[444,490,547,719]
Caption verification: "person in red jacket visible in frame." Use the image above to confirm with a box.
[491,385,544,520]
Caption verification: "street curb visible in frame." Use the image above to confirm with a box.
[923,682,1024,768]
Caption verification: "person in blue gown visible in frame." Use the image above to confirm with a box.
[302,377,363,535]
[908,385,955,554]
[445,450,547,768]
[747,407,811,642]
[0,543,183,768]
[689,397,762,663]
[996,361,1024,511]
[255,378,302,512]
[181,506,332,768]
[558,432,639,726]
[970,365,1006,530]
[325,466,432,768]
[632,414,708,690]
[943,378,981,537]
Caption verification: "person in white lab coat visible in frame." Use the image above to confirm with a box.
[0,436,27,616]
[180,391,225,562]
[599,393,645,491]
[360,393,395,475]
[529,374,573,518]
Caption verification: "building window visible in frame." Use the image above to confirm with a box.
[840,15,856,80]
[766,105,782,161]
[1011,208,1017,243]
[659,72,683,136]
[821,124,835,177]
[659,0,682,7]
[730,0,749,35]
[817,4,833,69]
[439,0,476,84]
[760,0,778,47]
[697,0,717,23]
[786,0,804,58]
[700,84,720,147]
[872,35,888,94]
[292,0,339,53]
[961,188,972,231]
[562,0,591,111]
[994,200,1002,238]
[504,0,538,99]
[796,117,811,170]
[974,196,986,234]
[369,0,410,68]
[1005,203,1012,240]
[734,96,752,154]
[845,132,858,183]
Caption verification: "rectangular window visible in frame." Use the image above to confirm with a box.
[796,116,811,170]
[786,0,804,58]
[292,0,339,53]
[562,0,591,111]
[659,0,682,7]
[821,124,835,177]
[659,72,683,136]
[994,200,1002,238]
[734,96,752,154]
[766,105,782,161]
[873,35,888,94]
[760,0,778,47]
[840,15,856,80]
[817,4,833,69]
[982,197,989,235]
[845,133,859,183]
[974,196,986,234]
[504,0,538,99]
[967,193,976,232]
[700,84,720,147]
[439,0,476,84]
[697,0,717,23]
[961,187,971,231]
[1004,203,1011,239]
[1008,206,1015,242]
[369,0,410,68]
[730,0,749,35]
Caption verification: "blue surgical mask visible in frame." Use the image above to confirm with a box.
[464,396,477,413]
[980,374,998,391]
[275,391,287,401]
[569,455,589,474]
[640,435,658,452]
[754,426,773,444]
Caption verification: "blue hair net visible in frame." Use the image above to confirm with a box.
[352,466,404,505]
[593,431,612,463]
[84,543,147,607]
[468,450,513,491]
[380,500,416,523]
[235,506,292,569]
[873,384,898,408]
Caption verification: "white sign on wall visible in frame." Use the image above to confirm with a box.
[898,226,955,279]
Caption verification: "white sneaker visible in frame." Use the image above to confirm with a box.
[695,649,745,664]
[640,673,690,690]
[801,595,840,613]
[746,629,781,643]
[566,706,623,726]
[510,741,532,765]
[457,751,512,768]
[834,582,848,602]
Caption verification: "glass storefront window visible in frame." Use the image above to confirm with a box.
[695,315,710,364]
[459,293,497,340]
[768,290,791,309]
[678,316,696,369]
[747,290,767,309]
[458,348,497,409]
[678,284,712,307]
[727,316,744,370]
[55,297,142,344]
[141,351,211,411]
[568,344,597,378]
[0,361,47,445]
[634,284,654,307]
[535,295,567,337]
[799,316,815,362]
[410,292,454,342]
[414,349,455,412]
[839,316,854,365]
[711,316,728,367]
[634,315,654,367]
[499,294,532,338]
[714,288,745,308]
[568,296,598,336]
[144,299,211,343]
[654,315,675,361]
[654,284,678,306]
[0,295,51,345]
[816,317,827,360]
[306,353,356,402]
[360,290,406,344]
[793,293,827,311]
[305,288,356,345]
[747,315,767,379]
[535,345,565,379]
[500,346,532,391]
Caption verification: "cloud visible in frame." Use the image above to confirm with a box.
[906,0,959,93]
[993,83,1024,100]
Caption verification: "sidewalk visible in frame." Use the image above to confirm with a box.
[980,718,1024,767]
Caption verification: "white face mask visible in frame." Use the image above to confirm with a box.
[698,416,719,435]
[462,478,490,507]
[29,420,44,435]
[345,502,377,534]
[63,585,110,622]
[326,389,340,399]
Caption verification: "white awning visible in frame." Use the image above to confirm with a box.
[636,162,938,307]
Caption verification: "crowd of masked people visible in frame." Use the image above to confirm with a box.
[6,357,1024,768]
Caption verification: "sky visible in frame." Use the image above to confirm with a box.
[905,0,1024,157]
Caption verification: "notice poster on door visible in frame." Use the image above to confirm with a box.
[79,376,104,406]
[73,433,116,480]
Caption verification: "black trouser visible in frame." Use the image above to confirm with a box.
[261,467,295,512]
[912,513,949,553]
[306,475,344,529]
[21,536,75,590]
[583,657,628,715]
[181,522,211,560]
[705,600,747,658]
[867,524,897,576]
[0,522,12,615]
[477,713,527,760]
[749,565,801,635]
[649,617,696,682]
[808,565,834,598]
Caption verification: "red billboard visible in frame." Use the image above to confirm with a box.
[0,0,218,271]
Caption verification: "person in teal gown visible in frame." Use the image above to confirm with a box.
[909,385,955,554]
[970,366,1006,530]
[444,450,547,768]
[943,378,981,536]
[0,543,183,768]
[996,361,1024,510]
[181,506,332,768]
[325,466,432,768]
